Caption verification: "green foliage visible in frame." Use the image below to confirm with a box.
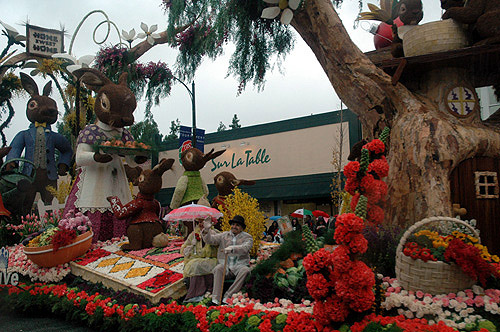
[320,228,337,245]
[164,118,181,141]
[229,114,241,129]
[217,121,227,132]
[363,321,404,332]
[361,223,404,277]
[129,118,163,149]
[0,215,22,247]
[164,0,294,92]
[245,230,310,303]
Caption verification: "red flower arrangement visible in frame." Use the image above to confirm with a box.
[444,238,500,287]
[302,132,392,328]
[51,228,77,251]
[304,212,375,325]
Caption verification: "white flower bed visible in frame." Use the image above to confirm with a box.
[382,276,500,330]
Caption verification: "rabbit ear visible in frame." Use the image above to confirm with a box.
[152,158,175,176]
[42,81,52,96]
[233,179,256,186]
[73,68,112,92]
[125,165,142,185]
[20,72,39,96]
[118,72,128,86]
[203,148,226,163]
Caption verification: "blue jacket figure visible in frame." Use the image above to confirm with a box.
[6,73,72,215]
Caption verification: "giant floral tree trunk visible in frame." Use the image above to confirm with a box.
[291,0,500,225]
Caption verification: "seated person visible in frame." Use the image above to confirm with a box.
[202,215,253,305]
[180,217,219,302]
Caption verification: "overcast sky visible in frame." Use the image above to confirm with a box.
[2,0,442,143]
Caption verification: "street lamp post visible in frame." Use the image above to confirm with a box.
[173,77,197,148]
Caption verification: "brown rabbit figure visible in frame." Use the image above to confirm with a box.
[107,158,175,250]
[169,147,226,210]
[211,171,255,211]
[6,73,72,215]
[64,68,147,242]
[390,0,424,57]
[442,0,500,45]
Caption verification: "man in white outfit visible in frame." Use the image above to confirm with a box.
[202,215,253,305]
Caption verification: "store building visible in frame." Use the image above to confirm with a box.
[156,109,362,217]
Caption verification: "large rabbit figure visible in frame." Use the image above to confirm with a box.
[107,158,175,250]
[170,147,225,210]
[64,68,147,242]
[6,73,72,215]
[211,171,255,211]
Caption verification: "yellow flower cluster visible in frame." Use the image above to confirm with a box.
[38,59,64,77]
[414,230,440,241]
[472,243,500,263]
[62,109,88,133]
[28,236,40,247]
[46,178,74,204]
[219,187,266,257]
[340,192,352,214]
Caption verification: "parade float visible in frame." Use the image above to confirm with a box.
[1,0,500,331]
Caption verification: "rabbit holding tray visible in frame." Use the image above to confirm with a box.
[64,68,147,242]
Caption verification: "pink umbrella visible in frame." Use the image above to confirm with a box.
[163,203,223,222]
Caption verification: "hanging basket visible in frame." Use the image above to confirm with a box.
[395,217,478,295]
[23,230,93,268]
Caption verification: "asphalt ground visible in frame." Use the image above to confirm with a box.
[0,311,94,332]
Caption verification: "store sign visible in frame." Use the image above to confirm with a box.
[26,24,64,57]
[0,247,18,286]
[210,148,271,172]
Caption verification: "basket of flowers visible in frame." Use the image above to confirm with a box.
[23,210,93,267]
[93,139,152,157]
[395,216,500,295]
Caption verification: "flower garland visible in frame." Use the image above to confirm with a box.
[382,277,499,331]
[2,283,486,332]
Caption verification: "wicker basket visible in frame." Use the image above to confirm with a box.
[395,216,478,295]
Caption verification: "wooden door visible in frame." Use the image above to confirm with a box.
[450,157,500,255]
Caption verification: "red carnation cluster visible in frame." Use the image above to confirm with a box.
[304,214,375,326]
[444,239,500,287]
[364,139,385,155]
[344,138,389,225]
